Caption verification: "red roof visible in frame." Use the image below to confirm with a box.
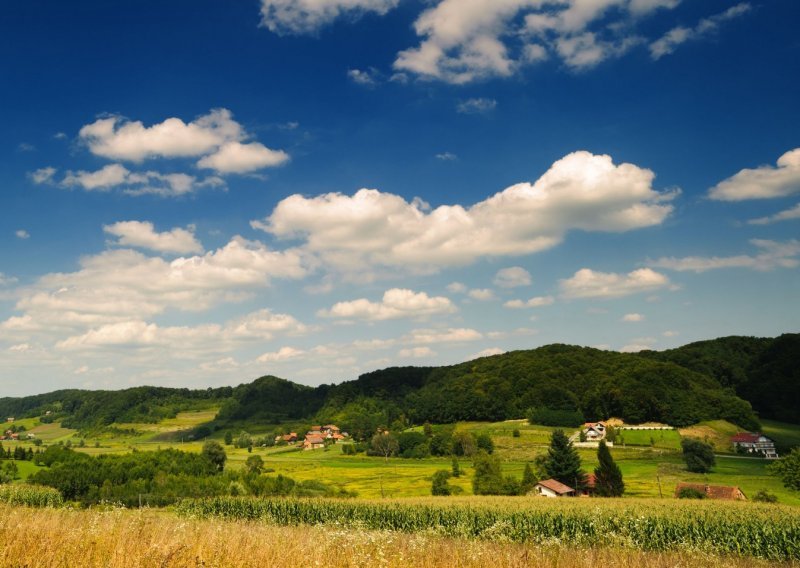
[675,483,746,500]
[731,432,761,443]
[305,435,325,444]
[537,478,575,495]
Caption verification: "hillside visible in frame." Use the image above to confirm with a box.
[639,333,800,423]
[5,335,798,434]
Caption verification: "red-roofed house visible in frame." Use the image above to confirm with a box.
[675,483,747,501]
[582,422,606,440]
[534,478,575,497]
[303,434,326,450]
[731,432,778,459]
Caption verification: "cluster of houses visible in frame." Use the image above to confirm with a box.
[0,430,34,441]
[274,424,349,451]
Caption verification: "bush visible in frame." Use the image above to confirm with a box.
[528,407,585,427]
[512,429,520,438]
[752,490,778,503]
[681,438,715,473]
[431,470,452,496]
[677,487,706,499]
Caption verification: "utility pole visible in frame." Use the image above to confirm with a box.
[656,474,663,498]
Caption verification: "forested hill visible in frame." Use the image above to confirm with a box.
[638,333,800,423]
[1,334,796,432]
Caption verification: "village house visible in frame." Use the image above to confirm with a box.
[274,432,298,444]
[303,433,326,451]
[582,422,606,440]
[533,478,575,498]
[730,432,778,459]
[6,417,14,423]
[675,483,747,501]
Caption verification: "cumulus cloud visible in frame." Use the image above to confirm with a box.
[197,142,289,174]
[397,346,436,359]
[256,151,676,272]
[748,203,800,225]
[257,346,305,363]
[29,167,57,185]
[435,152,458,161]
[15,230,30,240]
[468,288,495,301]
[347,68,380,86]
[504,295,554,308]
[56,164,224,197]
[0,273,18,287]
[560,268,671,299]
[469,347,506,359]
[260,0,399,35]
[78,108,288,175]
[494,266,532,288]
[393,0,692,83]
[622,313,644,322]
[446,282,467,294]
[649,239,800,272]
[650,3,751,59]
[404,327,482,344]
[103,221,204,255]
[709,148,800,201]
[2,236,308,340]
[318,288,456,321]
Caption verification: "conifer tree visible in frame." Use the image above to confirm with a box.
[521,462,537,493]
[594,440,624,497]
[544,429,585,489]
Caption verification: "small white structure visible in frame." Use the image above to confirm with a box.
[534,478,575,498]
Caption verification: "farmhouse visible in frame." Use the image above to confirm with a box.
[674,483,747,501]
[274,432,298,444]
[582,422,606,440]
[534,478,575,497]
[303,434,326,451]
[731,432,778,459]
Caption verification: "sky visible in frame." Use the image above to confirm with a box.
[1,0,798,397]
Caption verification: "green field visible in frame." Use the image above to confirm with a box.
[3,411,800,506]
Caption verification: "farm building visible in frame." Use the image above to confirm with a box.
[534,478,575,497]
[303,434,326,451]
[730,432,778,459]
[674,483,747,501]
[582,422,606,440]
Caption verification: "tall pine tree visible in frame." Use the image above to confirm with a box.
[594,439,624,497]
[544,429,586,489]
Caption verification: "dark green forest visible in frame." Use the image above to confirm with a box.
[1,334,797,434]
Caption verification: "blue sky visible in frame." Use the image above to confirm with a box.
[1,0,798,396]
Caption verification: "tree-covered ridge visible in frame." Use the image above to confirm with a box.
[639,333,800,423]
[2,334,797,432]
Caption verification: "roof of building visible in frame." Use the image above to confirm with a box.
[731,432,767,443]
[305,435,325,444]
[536,478,575,494]
[674,483,746,500]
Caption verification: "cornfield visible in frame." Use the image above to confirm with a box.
[176,496,800,561]
[0,483,64,508]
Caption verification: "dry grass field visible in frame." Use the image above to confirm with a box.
[0,504,796,568]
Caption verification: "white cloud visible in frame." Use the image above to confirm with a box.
[197,142,289,174]
[256,151,676,272]
[347,68,380,86]
[709,148,800,201]
[469,347,506,360]
[318,288,456,321]
[260,0,399,35]
[404,327,482,344]
[397,346,436,359]
[748,203,800,225]
[446,282,467,293]
[555,32,641,70]
[649,239,800,272]
[15,230,30,240]
[77,108,288,175]
[0,273,18,287]
[650,3,752,59]
[456,98,497,114]
[619,343,653,353]
[58,164,224,197]
[560,268,671,299]
[663,330,679,337]
[8,343,33,353]
[29,166,57,185]
[257,346,305,363]
[103,221,204,255]
[504,295,554,308]
[435,152,458,161]
[3,236,308,340]
[468,288,495,301]
[622,313,644,322]
[494,266,531,288]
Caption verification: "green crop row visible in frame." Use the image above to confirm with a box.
[0,484,64,508]
[176,496,800,561]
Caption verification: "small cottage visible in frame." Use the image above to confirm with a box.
[534,478,575,497]
[674,483,747,501]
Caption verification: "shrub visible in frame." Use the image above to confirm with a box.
[677,487,706,499]
[752,490,778,503]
